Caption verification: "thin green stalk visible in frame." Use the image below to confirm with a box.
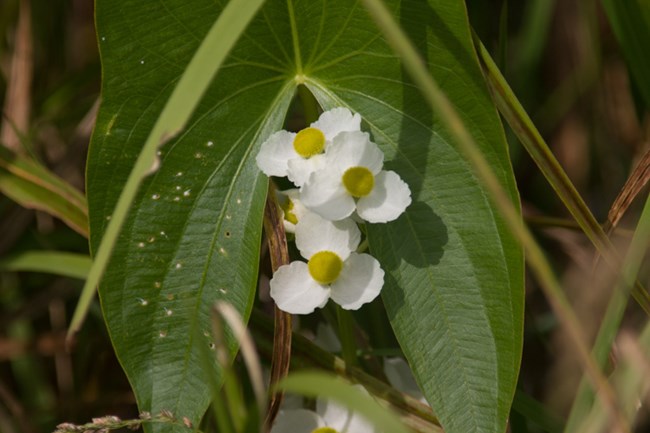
[471,30,650,314]
[359,1,628,431]
[565,193,650,432]
[337,305,359,367]
[211,306,247,433]
[68,0,267,339]
[356,238,369,253]
[212,388,236,433]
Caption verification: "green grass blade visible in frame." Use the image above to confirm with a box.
[277,371,411,433]
[472,30,650,314]
[68,0,267,339]
[0,145,88,237]
[575,318,650,432]
[0,251,91,280]
[565,193,650,432]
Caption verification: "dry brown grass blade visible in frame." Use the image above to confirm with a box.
[262,182,292,432]
[1,0,32,154]
[605,148,650,233]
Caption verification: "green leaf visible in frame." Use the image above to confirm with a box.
[89,0,523,431]
[0,251,91,280]
[601,0,650,108]
[308,2,523,432]
[89,0,292,428]
[0,145,88,237]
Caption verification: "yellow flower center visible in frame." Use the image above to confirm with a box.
[312,428,338,433]
[342,166,374,197]
[280,198,298,225]
[293,127,325,158]
[308,251,343,284]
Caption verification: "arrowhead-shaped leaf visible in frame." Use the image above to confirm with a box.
[88,1,523,432]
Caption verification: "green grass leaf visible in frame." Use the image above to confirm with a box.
[0,251,91,280]
[89,0,523,431]
[0,145,88,237]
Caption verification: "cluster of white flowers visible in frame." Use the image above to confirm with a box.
[256,108,411,314]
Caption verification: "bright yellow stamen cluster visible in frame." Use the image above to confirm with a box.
[342,166,374,197]
[308,251,343,284]
[312,427,339,433]
[280,198,298,225]
[293,127,325,158]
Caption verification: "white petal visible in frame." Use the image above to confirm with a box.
[300,169,356,221]
[270,262,330,314]
[330,253,384,310]
[311,107,361,140]
[328,131,384,174]
[255,130,297,177]
[383,358,426,402]
[282,220,297,234]
[294,213,360,260]
[270,409,325,433]
[356,170,411,223]
[317,385,376,433]
[287,153,327,187]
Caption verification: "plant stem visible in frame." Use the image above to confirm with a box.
[336,305,358,367]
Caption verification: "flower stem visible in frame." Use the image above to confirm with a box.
[336,305,358,367]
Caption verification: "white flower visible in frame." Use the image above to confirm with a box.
[300,131,412,223]
[276,189,310,233]
[269,213,384,314]
[271,385,377,433]
[256,108,361,186]
[383,357,428,405]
